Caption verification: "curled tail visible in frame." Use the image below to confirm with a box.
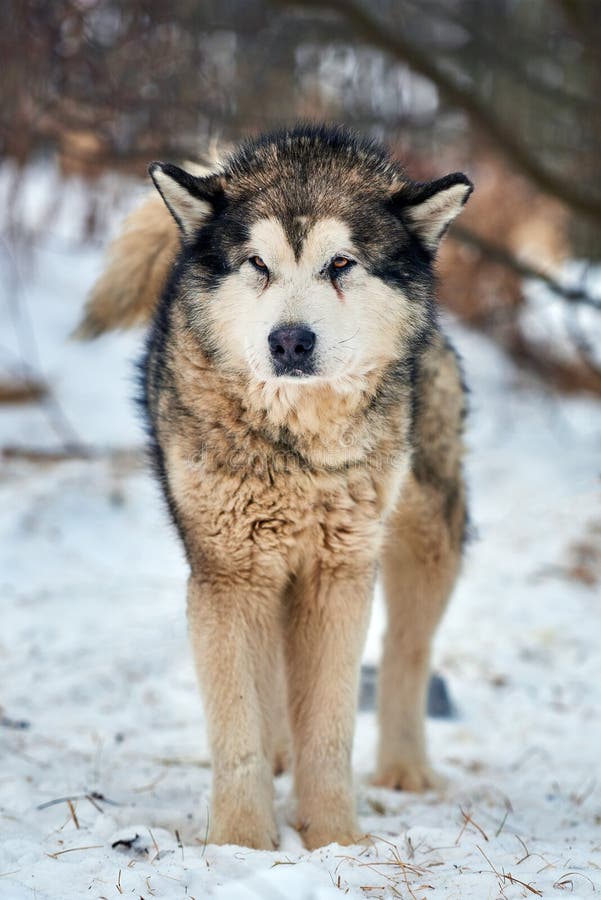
[75,194,179,338]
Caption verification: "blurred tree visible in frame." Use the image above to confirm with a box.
[1,0,600,390]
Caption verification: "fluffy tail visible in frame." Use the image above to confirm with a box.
[74,194,179,338]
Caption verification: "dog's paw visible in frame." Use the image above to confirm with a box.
[297,808,363,851]
[300,821,364,851]
[209,811,278,851]
[372,760,446,793]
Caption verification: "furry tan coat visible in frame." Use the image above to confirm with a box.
[78,125,472,850]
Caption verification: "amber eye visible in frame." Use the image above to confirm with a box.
[329,256,356,277]
[250,255,268,271]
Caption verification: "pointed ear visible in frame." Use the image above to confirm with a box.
[393,173,473,252]
[148,162,226,241]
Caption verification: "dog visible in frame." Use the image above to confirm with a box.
[78,125,473,850]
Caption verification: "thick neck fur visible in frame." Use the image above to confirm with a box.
[245,371,389,468]
[169,312,413,473]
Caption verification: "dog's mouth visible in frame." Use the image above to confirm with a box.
[272,366,315,379]
[245,347,322,383]
[245,344,369,388]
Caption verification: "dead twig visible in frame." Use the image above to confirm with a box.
[175,829,184,861]
[66,799,79,830]
[148,828,160,862]
[459,808,489,843]
[553,871,597,891]
[477,844,543,896]
[46,844,104,859]
[0,378,47,405]
[38,791,121,812]
[495,808,510,838]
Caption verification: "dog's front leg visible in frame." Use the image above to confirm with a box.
[285,564,373,850]
[187,574,283,850]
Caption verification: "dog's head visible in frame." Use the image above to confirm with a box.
[150,126,472,389]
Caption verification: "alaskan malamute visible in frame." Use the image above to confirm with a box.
[79,125,473,850]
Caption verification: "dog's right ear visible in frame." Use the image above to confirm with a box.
[149,162,226,241]
[390,173,473,254]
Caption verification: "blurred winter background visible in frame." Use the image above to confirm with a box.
[1,3,600,899]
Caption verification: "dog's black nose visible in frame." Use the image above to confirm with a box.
[268,325,316,375]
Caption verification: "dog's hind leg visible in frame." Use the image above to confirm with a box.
[374,474,463,790]
[375,337,467,791]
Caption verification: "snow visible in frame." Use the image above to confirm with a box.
[1,168,600,899]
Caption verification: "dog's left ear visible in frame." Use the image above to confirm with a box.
[391,173,473,253]
[149,162,226,242]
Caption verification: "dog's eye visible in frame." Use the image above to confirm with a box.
[329,256,355,277]
[249,255,268,272]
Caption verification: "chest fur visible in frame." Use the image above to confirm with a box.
[152,335,411,572]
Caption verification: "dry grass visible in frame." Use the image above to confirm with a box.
[476,844,543,897]
[0,378,48,405]
[335,837,431,900]
[46,844,104,859]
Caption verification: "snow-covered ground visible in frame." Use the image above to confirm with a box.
[1,172,600,899]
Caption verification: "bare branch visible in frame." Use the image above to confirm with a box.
[411,0,598,113]
[449,223,601,310]
[273,0,601,222]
